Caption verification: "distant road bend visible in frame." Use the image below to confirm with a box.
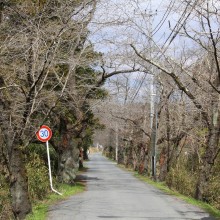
[48,153,215,220]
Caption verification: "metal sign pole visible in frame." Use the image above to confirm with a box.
[46,141,62,195]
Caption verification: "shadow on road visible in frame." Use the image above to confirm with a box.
[177,210,216,220]
[75,174,101,183]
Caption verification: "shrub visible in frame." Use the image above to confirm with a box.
[166,163,197,197]
[0,174,13,219]
[26,153,51,201]
[204,175,220,209]
[204,153,220,210]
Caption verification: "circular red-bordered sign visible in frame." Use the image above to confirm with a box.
[36,125,52,142]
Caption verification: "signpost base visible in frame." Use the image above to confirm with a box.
[46,141,62,195]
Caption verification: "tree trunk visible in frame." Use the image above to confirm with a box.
[57,117,79,183]
[58,140,79,184]
[58,133,79,184]
[9,143,31,220]
[83,148,89,160]
[195,162,212,201]
[195,88,220,200]
[165,102,171,173]
[195,127,220,200]
[143,155,149,175]
[159,147,167,181]
[79,147,84,169]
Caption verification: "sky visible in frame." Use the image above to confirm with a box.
[88,0,178,102]
[88,0,220,103]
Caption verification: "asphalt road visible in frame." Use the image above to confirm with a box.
[47,153,215,220]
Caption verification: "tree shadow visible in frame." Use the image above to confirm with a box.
[75,174,101,183]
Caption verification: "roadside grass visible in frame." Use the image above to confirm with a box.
[117,164,220,219]
[26,183,85,220]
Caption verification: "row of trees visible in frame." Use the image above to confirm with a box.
[94,0,220,209]
[1,0,219,218]
[0,1,141,218]
[0,0,110,219]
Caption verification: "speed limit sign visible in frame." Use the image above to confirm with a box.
[36,125,52,142]
[35,125,61,195]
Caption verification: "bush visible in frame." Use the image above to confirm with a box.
[0,174,13,219]
[166,154,220,210]
[26,153,51,201]
[204,153,220,210]
[166,165,197,197]
[204,175,220,209]
[201,152,220,209]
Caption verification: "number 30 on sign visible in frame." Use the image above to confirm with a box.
[36,125,52,142]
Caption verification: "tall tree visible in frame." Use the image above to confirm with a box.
[130,0,220,200]
[0,0,97,218]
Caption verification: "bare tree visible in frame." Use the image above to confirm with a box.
[130,0,220,200]
[91,0,220,203]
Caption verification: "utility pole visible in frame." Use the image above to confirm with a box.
[151,103,157,179]
[148,0,157,179]
[115,123,119,163]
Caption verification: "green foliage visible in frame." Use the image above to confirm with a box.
[26,153,50,201]
[76,66,96,85]
[75,66,108,100]
[27,144,47,159]
[27,143,58,173]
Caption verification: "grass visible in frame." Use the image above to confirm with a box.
[25,183,85,220]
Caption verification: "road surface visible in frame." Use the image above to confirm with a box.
[47,153,214,220]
